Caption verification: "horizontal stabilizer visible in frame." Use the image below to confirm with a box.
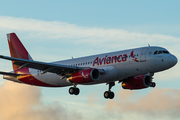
[0,71,21,77]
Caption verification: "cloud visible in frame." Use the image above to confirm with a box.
[0,16,179,48]
[0,15,180,56]
[0,81,82,120]
[105,88,180,119]
[0,16,179,57]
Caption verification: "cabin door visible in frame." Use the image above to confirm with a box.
[140,48,148,62]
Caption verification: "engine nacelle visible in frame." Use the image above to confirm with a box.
[122,74,153,90]
[67,68,100,84]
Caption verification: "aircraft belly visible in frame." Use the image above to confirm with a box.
[32,73,71,87]
[115,61,154,79]
[95,65,118,82]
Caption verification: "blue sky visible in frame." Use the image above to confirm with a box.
[0,0,180,120]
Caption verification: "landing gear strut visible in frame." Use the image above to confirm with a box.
[69,84,80,95]
[104,82,115,99]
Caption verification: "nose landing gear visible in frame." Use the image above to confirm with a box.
[150,82,156,88]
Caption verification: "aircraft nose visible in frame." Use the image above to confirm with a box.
[168,54,178,67]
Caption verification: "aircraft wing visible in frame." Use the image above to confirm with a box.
[0,55,87,77]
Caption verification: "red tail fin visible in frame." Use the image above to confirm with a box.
[7,33,33,70]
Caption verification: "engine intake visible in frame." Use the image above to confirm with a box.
[122,74,153,90]
[67,68,100,84]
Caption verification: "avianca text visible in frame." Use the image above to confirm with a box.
[93,54,127,66]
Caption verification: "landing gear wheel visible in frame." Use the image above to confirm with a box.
[104,91,115,99]
[74,88,80,95]
[151,82,156,87]
[109,92,115,99]
[69,87,80,95]
[69,87,75,95]
[104,91,109,99]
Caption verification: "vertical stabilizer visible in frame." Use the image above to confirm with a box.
[7,33,33,70]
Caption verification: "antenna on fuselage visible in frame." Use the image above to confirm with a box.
[148,44,150,47]
[72,56,74,59]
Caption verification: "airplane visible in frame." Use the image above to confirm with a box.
[0,33,177,99]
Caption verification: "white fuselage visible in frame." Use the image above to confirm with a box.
[18,46,176,87]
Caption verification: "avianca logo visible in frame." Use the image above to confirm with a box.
[131,50,139,62]
[93,50,139,66]
[82,72,88,79]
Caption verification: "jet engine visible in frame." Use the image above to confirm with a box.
[122,74,155,90]
[67,68,100,84]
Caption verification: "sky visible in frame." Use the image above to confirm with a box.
[0,0,180,120]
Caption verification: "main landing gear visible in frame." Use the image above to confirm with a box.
[69,84,80,95]
[104,82,115,99]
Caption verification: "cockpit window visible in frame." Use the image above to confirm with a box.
[163,51,169,54]
[154,50,169,55]
[158,51,162,54]
[154,51,158,54]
